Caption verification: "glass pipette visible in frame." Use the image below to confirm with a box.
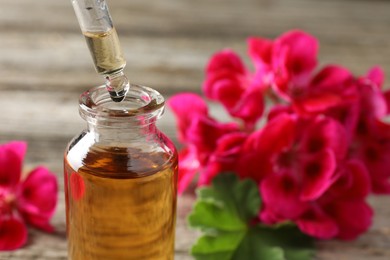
[70,0,129,102]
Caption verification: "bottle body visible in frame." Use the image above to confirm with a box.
[64,85,178,260]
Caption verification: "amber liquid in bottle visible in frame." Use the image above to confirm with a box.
[64,145,178,260]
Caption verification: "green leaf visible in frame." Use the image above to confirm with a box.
[255,225,315,260]
[188,199,246,232]
[233,229,285,260]
[188,173,315,260]
[191,231,246,260]
[189,174,260,232]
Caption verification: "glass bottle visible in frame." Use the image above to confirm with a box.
[64,84,178,260]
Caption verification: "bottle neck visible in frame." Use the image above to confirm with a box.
[79,84,165,143]
[86,119,159,143]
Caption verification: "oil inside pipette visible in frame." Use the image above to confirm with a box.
[84,28,129,102]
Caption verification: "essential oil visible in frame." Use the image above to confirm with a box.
[84,28,130,102]
[64,145,178,260]
[83,28,126,75]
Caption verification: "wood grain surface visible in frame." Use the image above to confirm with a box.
[0,0,390,259]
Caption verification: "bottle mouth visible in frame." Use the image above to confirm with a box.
[79,84,165,126]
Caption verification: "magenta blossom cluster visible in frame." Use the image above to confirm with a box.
[168,30,390,240]
[0,141,57,250]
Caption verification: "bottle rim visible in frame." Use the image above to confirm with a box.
[79,84,165,126]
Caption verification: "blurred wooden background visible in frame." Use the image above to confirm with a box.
[1,0,390,259]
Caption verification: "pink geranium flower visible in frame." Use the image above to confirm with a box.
[249,30,318,101]
[169,29,388,241]
[349,67,390,193]
[254,114,346,216]
[292,65,356,115]
[203,50,265,129]
[168,93,241,193]
[298,160,373,240]
[0,141,57,250]
[198,132,247,186]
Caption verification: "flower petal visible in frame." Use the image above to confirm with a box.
[300,149,336,200]
[297,207,338,239]
[324,160,371,202]
[355,140,390,194]
[326,200,373,240]
[198,133,247,186]
[229,86,264,129]
[18,166,58,232]
[309,65,352,92]
[358,79,388,119]
[294,93,342,113]
[238,113,297,181]
[260,171,308,222]
[214,132,247,161]
[384,89,390,114]
[365,66,384,89]
[168,93,208,143]
[300,116,348,160]
[0,216,28,250]
[203,70,245,108]
[325,100,360,140]
[272,30,318,98]
[186,116,239,163]
[0,141,26,187]
[202,49,255,122]
[343,160,371,198]
[253,113,297,155]
[206,49,246,74]
[248,37,273,73]
[275,30,318,77]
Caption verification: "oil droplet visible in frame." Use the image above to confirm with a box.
[105,71,130,102]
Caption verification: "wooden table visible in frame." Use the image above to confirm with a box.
[1,0,390,259]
